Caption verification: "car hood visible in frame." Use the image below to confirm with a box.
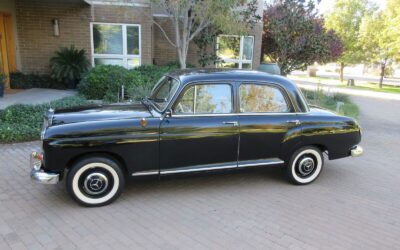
[51,102,153,126]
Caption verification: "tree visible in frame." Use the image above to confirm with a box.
[262,0,343,76]
[150,0,261,69]
[359,1,400,88]
[192,0,261,67]
[325,0,376,82]
[385,0,400,53]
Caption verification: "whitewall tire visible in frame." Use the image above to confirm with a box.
[66,157,125,207]
[286,146,324,185]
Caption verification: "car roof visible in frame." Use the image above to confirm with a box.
[166,68,297,90]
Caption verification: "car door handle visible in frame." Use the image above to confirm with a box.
[223,121,239,127]
[287,119,301,125]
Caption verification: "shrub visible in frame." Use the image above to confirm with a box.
[78,65,131,101]
[332,92,350,103]
[50,46,90,87]
[0,96,91,143]
[79,63,181,102]
[10,72,67,89]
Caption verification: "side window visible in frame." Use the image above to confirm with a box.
[239,84,289,113]
[174,84,233,114]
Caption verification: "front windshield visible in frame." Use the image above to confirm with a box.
[149,76,180,111]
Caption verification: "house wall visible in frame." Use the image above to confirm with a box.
[15,0,151,74]
[252,22,263,69]
[15,0,91,74]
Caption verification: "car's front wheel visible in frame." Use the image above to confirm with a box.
[286,146,324,185]
[66,156,125,207]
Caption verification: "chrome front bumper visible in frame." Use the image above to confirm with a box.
[30,152,59,184]
[350,145,363,157]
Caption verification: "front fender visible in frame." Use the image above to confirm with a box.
[42,118,160,174]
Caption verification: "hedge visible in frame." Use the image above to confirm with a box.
[0,96,91,143]
[78,63,184,102]
[10,72,67,89]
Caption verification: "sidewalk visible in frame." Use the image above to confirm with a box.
[293,79,400,101]
[0,88,76,109]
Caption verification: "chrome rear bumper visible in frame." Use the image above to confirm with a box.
[30,152,59,184]
[350,146,363,157]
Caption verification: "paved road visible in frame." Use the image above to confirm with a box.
[0,96,399,249]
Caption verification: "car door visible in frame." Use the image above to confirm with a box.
[237,82,300,166]
[159,82,239,173]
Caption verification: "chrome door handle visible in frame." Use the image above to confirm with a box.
[287,119,301,125]
[223,121,239,127]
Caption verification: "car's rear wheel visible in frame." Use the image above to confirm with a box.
[66,156,125,207]
[286,146,324,185]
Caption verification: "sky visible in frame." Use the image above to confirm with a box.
[317,0,387,14]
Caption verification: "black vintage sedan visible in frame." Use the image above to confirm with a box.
[31,69,363,206]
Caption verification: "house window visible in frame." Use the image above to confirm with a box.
[216,35,254,69]
[91,23,141,69]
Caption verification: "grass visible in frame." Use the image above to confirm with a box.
[289,75,400,94]
[301,88,359,119]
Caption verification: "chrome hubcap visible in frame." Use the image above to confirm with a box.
[298,157,315,176]
[83,173,109,195]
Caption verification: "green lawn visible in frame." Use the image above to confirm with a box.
[289,75,400,94]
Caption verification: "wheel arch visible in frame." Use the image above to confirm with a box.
[64,151,129,179]
[283,142,329,164]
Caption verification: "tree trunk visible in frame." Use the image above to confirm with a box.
[340,62,345,82]
[177,47,187,69]
[379,63,385,89]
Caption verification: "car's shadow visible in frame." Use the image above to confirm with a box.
[122,167,286,197]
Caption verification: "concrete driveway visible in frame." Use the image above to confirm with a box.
[0,96,399,249]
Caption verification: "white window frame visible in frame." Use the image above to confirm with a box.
[216,35,254,69]
[90,22,141,69]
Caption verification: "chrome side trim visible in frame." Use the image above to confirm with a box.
[171,112,304,118]
[161,163,238,175]
[350,145,363,157]
[238,159,285,168]
[159,158,285,175]
[131,170,159,177]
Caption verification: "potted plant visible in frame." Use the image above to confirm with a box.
[0,73,4,97]
[50,46,90,89]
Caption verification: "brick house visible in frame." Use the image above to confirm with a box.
[0,0,263,89]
